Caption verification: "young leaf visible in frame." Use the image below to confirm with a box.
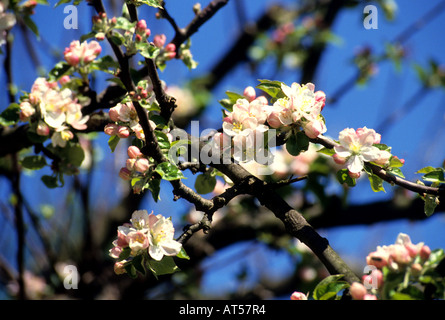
[148,178,161,202]
[367,173,385,193]
[336,169,356,187]
[21,155,47,170]
[118,247,132,261]
[0,103,20,126]
[155,162,185,181]
[312,274,349,300]
[41,175,59,188]
[317,147,336,156]
[146,256,180,278]
[194,173,217,194]
[423,195,439,217]
[108,135,120,153]
[48,61,71,82]
[176,247,190,260]
[256,79,285,100]
[285,131,309,156]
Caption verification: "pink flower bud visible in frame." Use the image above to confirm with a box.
[114,261,127,275]
[420,245,431,260]
[117,126,130,138]
[404,243,419,258]
[165,43,176,52]
[254,95,269,105]
[390,244,412,265]
[267,111,282,129]
[108,107,120,122]
[95,32,105,41]
[348,170,361,179]
[332,153,347,165]
[126,159,136,171]
[104,123,119,136]
[153,34,166,48]
[36,121,50,136]
[119,167,132,181]
[411,263,422,276]
[135,34,143,42]
[350,282,367,300]
[303,120,325,139]
[145,29,151,38]
[134,158,150,173]
[363,294,378,300]
[290,291,308,300]
[127,146,143,159]
[243,86,256,102]
[110,17,117,25]
[59,75,71,86]
[136,19,147,33]
[19,101,35,121]
[373,150,391,166]
[362,269,383,289]
[165,51,176,60]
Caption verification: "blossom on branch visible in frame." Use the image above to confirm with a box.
[64,40,102,66]
[333,127,391,175]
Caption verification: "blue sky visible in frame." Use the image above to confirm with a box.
[1,0,445,298]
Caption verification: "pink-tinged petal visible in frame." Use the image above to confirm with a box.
[242,117,258,130]
[338,128,358,148]
[305,82,315,92]
[346,155,364,174]
[333,145,351,158]
[160,239,182,256]
[357,127,377,147]
[360,146,381,162]
[222,121,237,136]
[149,244,163,261]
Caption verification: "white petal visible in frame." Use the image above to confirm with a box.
[160,240,182,256]
[346,155,364,173]
[149,244,164,261]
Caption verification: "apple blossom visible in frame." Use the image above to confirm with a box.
[127,146,143,159]
[118,167,132,181]
[51,126,74,148]
[243,86,256,102]
[148,214,182,261]
[223,99,268,137]
[64,40,102,66]
[153,34,166,48]
[104,123,119,136]
[333,127,391,174]
[349,282,367,300]
[36,120,50,136]
[290,291,308,300]
[0,1,16,47]
[19,101,35,121]
[127,230,149,256]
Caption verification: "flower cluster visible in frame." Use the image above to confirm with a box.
[64,40,102,67]
[109,210,182,275]
[214,82,327,166]
[0,0,16,47]
[118,146,156,193]
[266,82,326,138]
[19,77,89,147]
[350,233,432,300]
[104,101,156,141]
[91,12,118,41]
[332,127,392,178]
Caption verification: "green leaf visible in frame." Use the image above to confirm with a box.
[423,170,445,184]
[89,55,119,74]
[416,166,437,174]
[225,91,245,104]
[136,41,160,59]
[79,31,96,43]
[336,169,356,187]
[317,147,335,156]
[389,156,404,168]
[0,103,20,126]
[118,247,132,261]
[218,99,234,112]
[285,131,309,156]
[124,263,137,278]
[54,0,71,7]
[373,143,391,152]
[194,173,217,194]
[23,15,39,37]
[21,155,47,170]
[108,135,120,153]
[41,175,59,188]
[312,274,349,300]
[132,255,146,275]
[367,172,385,193]
[423,195,439,217]
[176,247,190,260]
[148,178,161,202]
[388,167,405,178]
[146,256,179,278]
[256,79,285,100]
[62,143,85,168]
[114,17,136,31]
[48,61,71,82]
[155,162,185,181]
[134,0,163,9]
[154,130,170,150]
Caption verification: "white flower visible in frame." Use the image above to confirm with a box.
[0,0,16,47]
[148,214,182,261]
[333,127,390,174]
